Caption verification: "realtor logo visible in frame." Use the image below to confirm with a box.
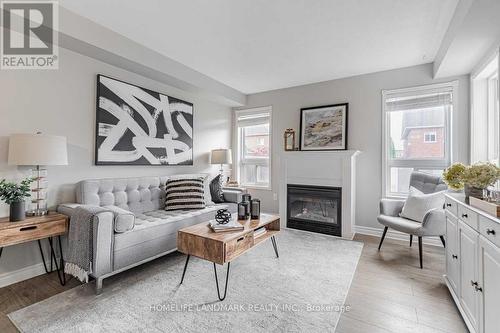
[1,0,58,69]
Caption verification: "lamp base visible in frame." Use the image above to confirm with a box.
[27,209,48,216]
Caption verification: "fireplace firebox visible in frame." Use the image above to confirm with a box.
[287,184,341,237]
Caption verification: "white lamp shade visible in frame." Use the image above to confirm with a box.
[8,133,68,166]
[210,149,232,165]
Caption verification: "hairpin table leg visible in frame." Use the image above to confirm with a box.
[180,255,190,284]
[213,262,230,301]
[271,236,279,258]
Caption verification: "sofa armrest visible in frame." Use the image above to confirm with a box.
[57,204,114,277]
[421,209,446,236]
[102,205,135,233]
[379,198,406,217]
[222,188,245,203]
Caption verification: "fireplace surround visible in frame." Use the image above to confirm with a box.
[279,150,360,239]
[287,184,342,236]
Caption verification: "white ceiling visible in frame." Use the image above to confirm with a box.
[60,0,458,94]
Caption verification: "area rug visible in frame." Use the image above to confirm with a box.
[9,229,363,332]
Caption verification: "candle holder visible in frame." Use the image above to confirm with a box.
[251,199,261,219]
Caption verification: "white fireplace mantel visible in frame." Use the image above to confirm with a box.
[278,150,360,239]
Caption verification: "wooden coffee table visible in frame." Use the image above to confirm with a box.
[177,213,280,300]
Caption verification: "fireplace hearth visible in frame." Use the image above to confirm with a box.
[287,184,341,237]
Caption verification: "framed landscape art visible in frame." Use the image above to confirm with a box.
[95,75,194,165]
[299,103,348,151]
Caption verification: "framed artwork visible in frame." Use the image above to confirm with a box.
[95,75,193,165]
[299,103,348,151]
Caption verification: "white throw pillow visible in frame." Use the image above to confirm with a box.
[400,187,445,223]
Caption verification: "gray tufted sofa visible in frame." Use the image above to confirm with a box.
[57,174,240,293]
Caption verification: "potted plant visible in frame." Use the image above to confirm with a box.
[443,162,500,201]
[0,178,34,222]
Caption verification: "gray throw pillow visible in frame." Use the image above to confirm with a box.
[400,187,445,223]
[210,175,225,203]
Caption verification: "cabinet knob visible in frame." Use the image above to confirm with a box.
[446,203,452,207]
[461,213,468,218]
[475,285,483,293]
[471,280,478,287]
[486,229,496,236]
[452,254,458,259]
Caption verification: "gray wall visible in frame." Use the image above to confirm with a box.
[0,48,232,279]
[241,63,470,227]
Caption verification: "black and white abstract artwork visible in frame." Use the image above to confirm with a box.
[95,75,193,165]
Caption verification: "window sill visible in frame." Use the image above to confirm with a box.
[241,185,272,191]
[384,194,408,200]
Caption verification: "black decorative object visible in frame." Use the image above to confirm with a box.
[300,103,348,151]
[215,208,232,224]
[95,74,193,165]
[210,174,225,203]
[238,201,249,220]
[250,199,261,219]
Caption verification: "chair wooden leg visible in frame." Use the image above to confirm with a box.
[418,237,423,269]
[378,227,388,251]
[439,235,446,248]
[410,235,413,247]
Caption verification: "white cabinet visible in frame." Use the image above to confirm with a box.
[478,235,500,333]
[444,194,500,333]
[458,220,479,331]
[445,214,459,294]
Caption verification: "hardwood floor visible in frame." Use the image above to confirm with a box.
[0,234,466,332]
[0,272,80,332]
[337,234,467,333]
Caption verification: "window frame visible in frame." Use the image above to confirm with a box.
[234,106,273,190]
[487,72,499,163]
[382,81,457,198]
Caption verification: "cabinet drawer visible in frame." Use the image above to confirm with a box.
[458,205,478,230]
[479,216,500,248]
[445,197,458,217]
[225,232,253,262]
[0,220,67,247]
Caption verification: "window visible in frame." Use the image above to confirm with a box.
[235,107,272,188]
[424,132,437,143]
[471,54,499,165]
[383,82,456,197]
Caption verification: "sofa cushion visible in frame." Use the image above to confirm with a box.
[165,177,206,211]
[114,205,231,253]
[377,215,425,236]
[102,205,135,233]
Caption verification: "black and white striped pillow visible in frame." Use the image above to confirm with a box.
[165,177,206,211]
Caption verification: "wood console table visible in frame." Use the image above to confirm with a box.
[0,213,68,285]
[177,213,280,301]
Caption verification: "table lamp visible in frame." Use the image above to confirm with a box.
[8,133,68,216]
[210,149,232,176]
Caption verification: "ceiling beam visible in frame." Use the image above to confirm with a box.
[433,0,500,78]
[1,6,247,106]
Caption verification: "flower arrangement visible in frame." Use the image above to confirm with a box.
[443,162,500,191]
[462,163,500,189]
[443,163,467,190]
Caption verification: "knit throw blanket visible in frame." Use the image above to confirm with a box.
[64,205,110,283]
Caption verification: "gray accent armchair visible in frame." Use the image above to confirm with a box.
[377,171,447,268]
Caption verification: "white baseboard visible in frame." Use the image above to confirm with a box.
[354,225,443,247]
[0,262,48,288]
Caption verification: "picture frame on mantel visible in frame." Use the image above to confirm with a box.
[299,103,348,151]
